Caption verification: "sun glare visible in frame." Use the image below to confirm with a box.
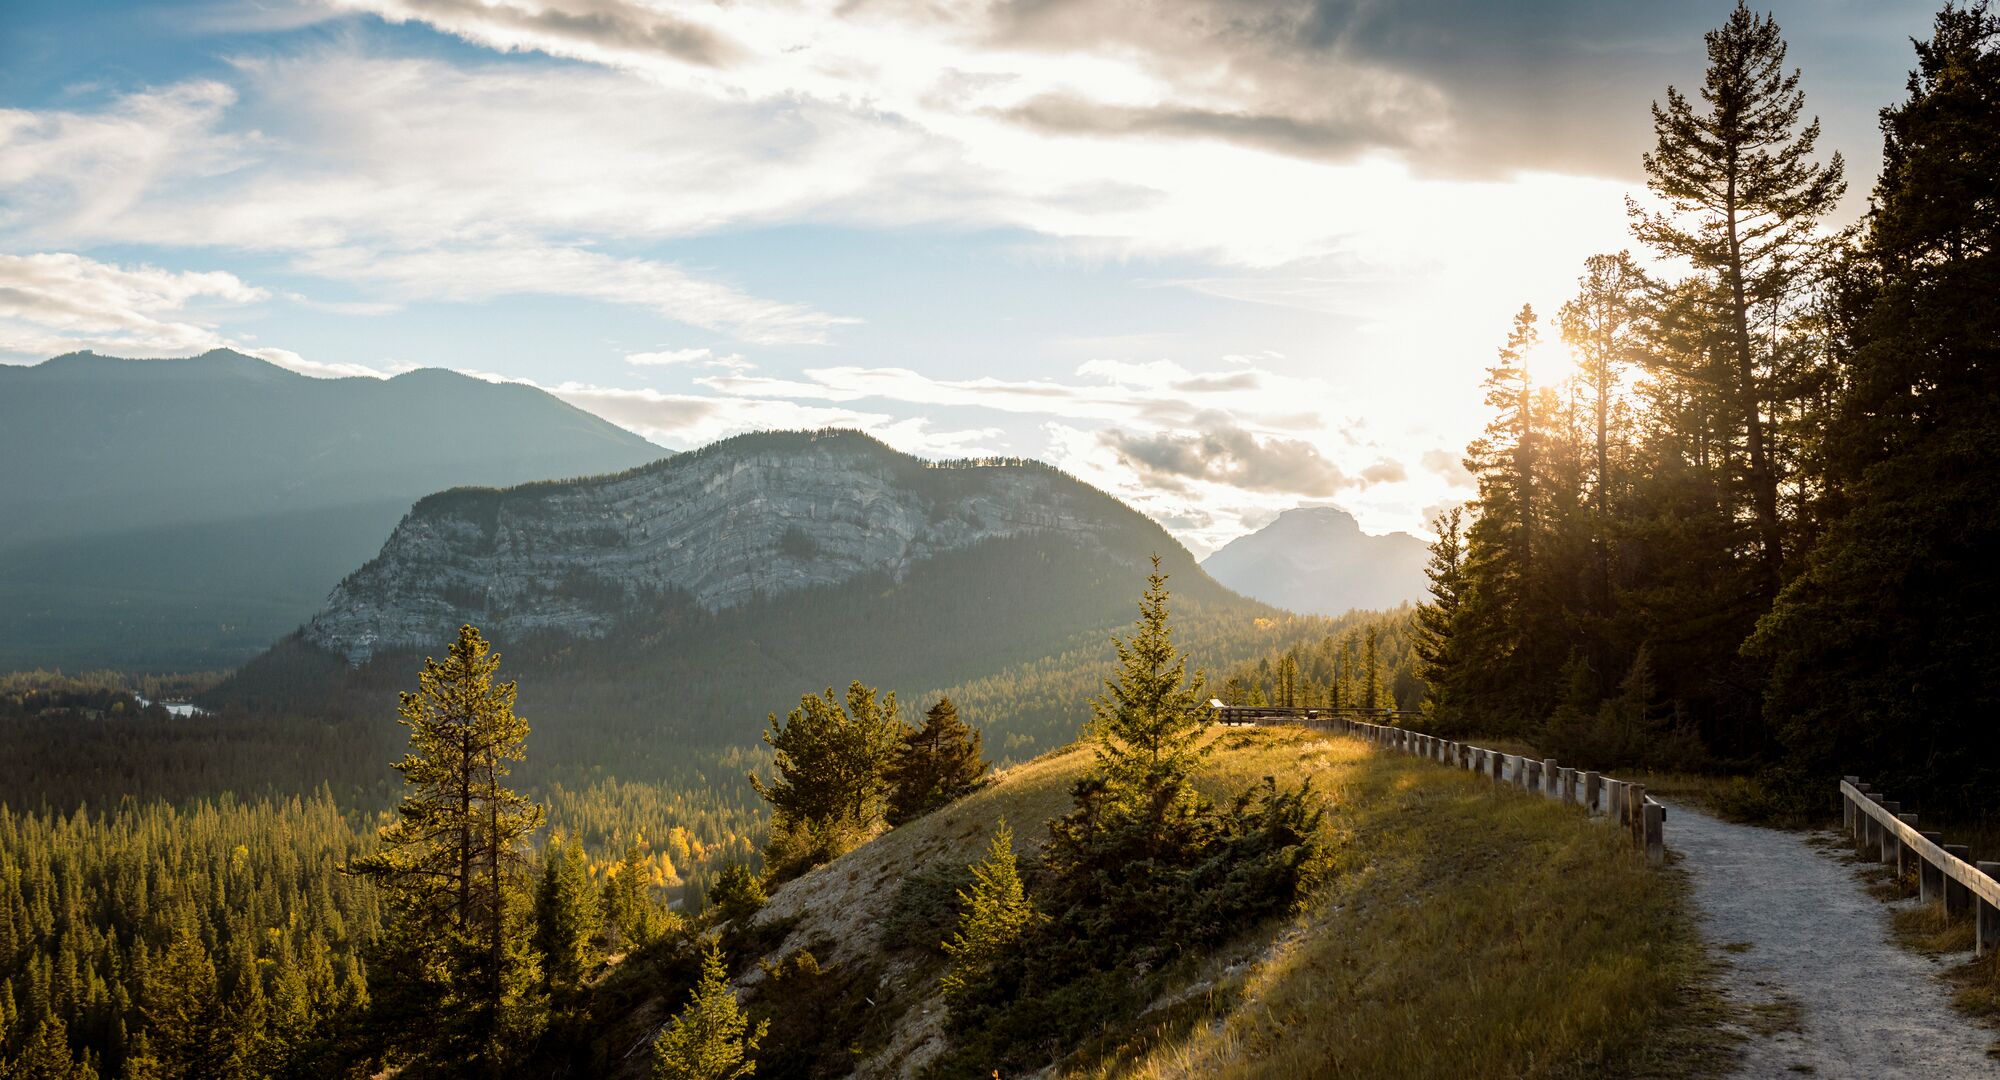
[1523,340,1581,385]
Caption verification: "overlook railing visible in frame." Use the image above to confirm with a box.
[1841,777,2000,956]
[1209,703,1666,864]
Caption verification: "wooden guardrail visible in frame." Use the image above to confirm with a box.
[1841,777,2000,956]
[1210,703,1422,726]
[1211,705,1666,864]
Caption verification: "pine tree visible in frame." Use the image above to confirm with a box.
[1454,306,1560,733]
[705,864,766,925]
[651,942,767,1080]
[1090,555,1211,816]
[352,624,546,1077]
[938,821,1036,1002]
[751,684,901,828]
[140,921,221,1080]
[885,697,988,825]
[751,682,903,876]
[1632,0,1845,586]
[1558,251,1647,619]
[1753,3,2000,809]
[603,840,675,950]
[533,834,602,996]
[0,1014,96,1080]
[1411,506,1468,727]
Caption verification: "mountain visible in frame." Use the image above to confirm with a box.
[1201,506,1430,616]
[0,350,665,670]
[217,430,1287,780]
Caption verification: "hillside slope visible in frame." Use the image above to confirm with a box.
[0,349,665,669]
[562,726,1722,1079]
[1202,506,1429,616]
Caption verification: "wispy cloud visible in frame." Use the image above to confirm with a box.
[0,251,263,358]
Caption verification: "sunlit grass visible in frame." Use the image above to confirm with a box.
[1066,727,1729,1080]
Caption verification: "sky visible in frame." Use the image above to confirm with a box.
[0,0,1945,553]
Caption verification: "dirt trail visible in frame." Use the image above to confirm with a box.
[1665,802,1997,1078]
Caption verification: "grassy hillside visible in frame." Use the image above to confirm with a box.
[563,726,1727,1079]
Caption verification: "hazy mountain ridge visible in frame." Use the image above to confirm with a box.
[0,349,668,669]
[1201,506,1430,616]
[306,430,1172,662]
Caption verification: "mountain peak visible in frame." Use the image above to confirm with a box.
[1267,505,1364,533]
[1202,504,1427,616]
[308,431,1183,662]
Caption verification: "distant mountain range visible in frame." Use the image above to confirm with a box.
[1201,506,1430,616]
[0,350,665,670]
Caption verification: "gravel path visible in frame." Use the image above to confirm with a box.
[1666,801,1998,1078]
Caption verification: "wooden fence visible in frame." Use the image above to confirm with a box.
[1209,704,1666,864]
[1841,777,2000,956]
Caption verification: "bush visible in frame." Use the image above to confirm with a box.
[878,861,973,952]
[707,863,767,925]
[929,775,1324,1076]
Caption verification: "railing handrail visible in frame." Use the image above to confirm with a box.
[1842,780,2000,908]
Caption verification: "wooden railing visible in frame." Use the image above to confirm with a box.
[1211,704,1666,864]
[1841,777,2000,956]
[1209,703,1422,726]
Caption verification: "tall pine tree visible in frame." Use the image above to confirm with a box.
[353,624,546,1078]
[1631,0,1845,588]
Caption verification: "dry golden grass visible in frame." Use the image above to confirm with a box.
[1065,726,1729,1080]
[708,726,1726,1078]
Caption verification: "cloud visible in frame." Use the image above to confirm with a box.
[1100,424,1349,497]
[338,0,743,68]
[626,347,752,371]
[298,0,1758,182]
[0,252,417,379]
[295,245,857,345]
[0,60,866,343]
[0,251,264,358]
[1421,448,1475,488]
[1359,459,1407,485]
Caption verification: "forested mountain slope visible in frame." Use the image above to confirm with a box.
[0,349,664,670]
[216,431,1280,772]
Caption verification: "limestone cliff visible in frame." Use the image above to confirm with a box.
[305,430,1144,662]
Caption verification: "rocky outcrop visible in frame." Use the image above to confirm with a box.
[306,431,1133,662]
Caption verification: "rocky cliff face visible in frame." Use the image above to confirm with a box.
[306,431,1136,661]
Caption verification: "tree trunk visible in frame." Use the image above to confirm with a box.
[1725,176,1786,590]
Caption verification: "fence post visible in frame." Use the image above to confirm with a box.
[1558,767,1577,805]
[1860,798,1879,858]
[1644,801,1665,866]
[1524,759,1541,793]
[1627,784,1648,844]
[1976,863,2000,958]
[1583,772,1602,815]
[1603,779,1624,824]
[1895,813,1919,880]
[1541,758,1559,799]
[1842,776,1859,831]
[1879,801,1902,865]
[1920,832,1946,904]
[1944,845,1974,918]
